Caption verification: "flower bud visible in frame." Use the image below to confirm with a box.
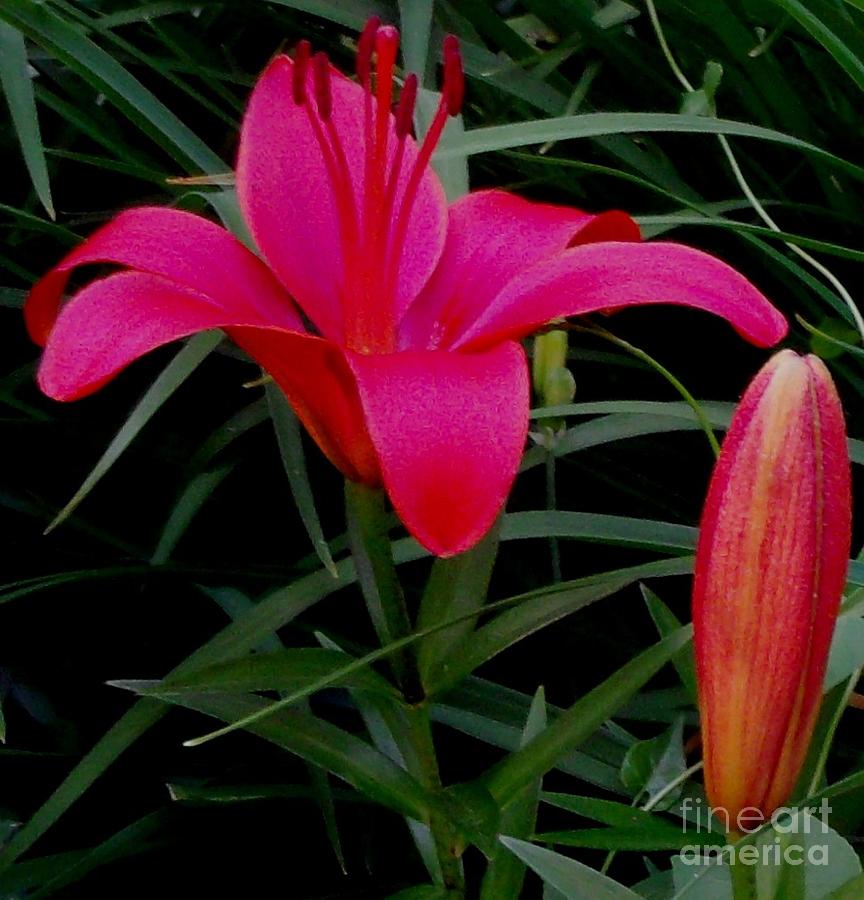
[532,329,569,397]
[693,350,851,832]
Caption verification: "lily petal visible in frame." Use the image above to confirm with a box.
[346,343,529,557]
[37,270,377,483]
[452,241,788,351]
[229,327,379,484]
[400,189,640,350]
[25,207,301,346]
[237,55,447,340]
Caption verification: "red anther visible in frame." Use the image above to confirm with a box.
[442,34,464,116]
[375,25,400,73]
[357,17,380,86]
[292,40,311,104]
[312,52,332,119]
[394,74,418,138]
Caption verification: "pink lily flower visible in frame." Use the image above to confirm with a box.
[25,19,788,557]
[693,350,851,829]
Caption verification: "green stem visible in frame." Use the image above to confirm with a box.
[729,843,759,900]
[344,480,464,893]
[345,480,414,689]
[544,447,562,582]
[573,323,721,458]
[405,703,466,895]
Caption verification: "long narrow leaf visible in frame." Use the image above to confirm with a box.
[266,382,337,576]
[437,112,864,183]
[0,0,226,172]
[0,22,53,217]
[483,627,692,805]
[46,331,223,533]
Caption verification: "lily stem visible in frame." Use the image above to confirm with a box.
[405,702,466,894]
[344,480,465,894]
[544,446,562,582]
[728,840,759,900]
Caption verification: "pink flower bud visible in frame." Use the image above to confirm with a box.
[693,350,851,830]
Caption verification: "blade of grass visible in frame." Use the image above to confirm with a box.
[436,112,864,183]
[770,0,864,92]
[265,382,337,577]
[0,0,227,173]
[483,627,692,805]
[0,21,54,218]
[45,331,223,534]
[150,462,235,566]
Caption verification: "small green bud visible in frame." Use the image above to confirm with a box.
[533,328,569,396]
[543,365,576,409]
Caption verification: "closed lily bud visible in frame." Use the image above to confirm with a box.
[693,350,851,832]
[533,328,570,398]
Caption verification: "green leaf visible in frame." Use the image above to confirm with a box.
[386,886,452,900]
[499,836,641,898]
[672,810,862,899]
[187,397,269,472]
[534,825,694,852]
[25,812,167,899]
[0,699,168,874]
[794,671,859,801]
[0,201,77,243]
[95,2,200,29]
[165,781,356,804]
[266,382,337,577]
[480,687,548,900]
[45,332,222,533]
[0,540,429,872]
[543,794,676,829]
[0,0,226,173]
[399,0,433,80]
[0,286,26,308]
[145,690,443,824]
[769,0,864,93]
[113,648,399,698]
[344,481,412,686]
[804,316,863,361]
[642,585,697,702]
[0,22,53,218]
[422,91,470,199]
[620,718,686,808]
[316,634,445,884]
[265,0,386,30]
[669,853,732,899]
[828,872,864,899]
[483,627,692,805]
[528,400,733,423]
[523,414,708,471]
[500,511,697,554]
[824,615,864,690]
[428,557,692,694]
[150,462,234,565]
[432,686,629,794]
[437,112,864,183]
[417,523,500,688]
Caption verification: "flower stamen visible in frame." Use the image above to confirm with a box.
[382,35,463,314]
